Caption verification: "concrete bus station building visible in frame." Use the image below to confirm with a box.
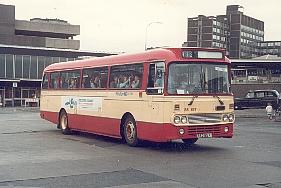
[0,4,114,107]
[231,56,281,97]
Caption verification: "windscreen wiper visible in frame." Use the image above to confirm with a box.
[188,95,198,106]
[213,95,224,105]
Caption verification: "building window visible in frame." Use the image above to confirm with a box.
[0,54,6,78]
[38,56,45,79]
[6,54,14,79]
[15,55,23,78]
[23,55,31,79]
[30,56,38,79]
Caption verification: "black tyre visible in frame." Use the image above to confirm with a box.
[123,116,139,147]
[182,138,198,146]
[59,111,71,135]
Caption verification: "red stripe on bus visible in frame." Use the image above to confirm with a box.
[41,111,233,142]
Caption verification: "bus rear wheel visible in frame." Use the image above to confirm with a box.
[182,138,198,146]
[123,116,139,147]
[59,111,71,135]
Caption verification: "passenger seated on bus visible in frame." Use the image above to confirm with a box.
[69,78,76,89]
[61,77,68,89]
[131,75,140,88]
[90,76,101,88]
[110,76,119,88]
[119,75,130,88]
[82,74,91,88]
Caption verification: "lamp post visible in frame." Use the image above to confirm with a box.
[144,21,163,50]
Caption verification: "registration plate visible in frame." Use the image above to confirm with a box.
[196,133,213,138]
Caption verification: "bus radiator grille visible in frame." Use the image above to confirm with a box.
[187,125,221,137]
[188,113,222,124]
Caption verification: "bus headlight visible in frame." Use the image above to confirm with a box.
[228,114,235,122]
[222,114,229,122]
[181,116,188,124]
[174,116,181,124]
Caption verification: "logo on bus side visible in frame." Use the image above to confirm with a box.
[63,97,77,109]
[62,97,102,111]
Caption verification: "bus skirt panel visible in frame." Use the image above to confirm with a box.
[137,122,233,142]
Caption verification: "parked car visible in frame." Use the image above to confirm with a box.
[234,90,281,110]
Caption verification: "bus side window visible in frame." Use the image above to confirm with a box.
[147,62,165,94]
[83,67,108,89]
[42,73,49,89]
[110,64,143,89]
[50,72,60,89]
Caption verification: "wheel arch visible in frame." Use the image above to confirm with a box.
[120,112,135,139]
[57,108,67,128]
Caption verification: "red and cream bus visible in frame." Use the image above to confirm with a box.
[40,48,234,146]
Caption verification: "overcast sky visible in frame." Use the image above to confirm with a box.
[1,0,281,53]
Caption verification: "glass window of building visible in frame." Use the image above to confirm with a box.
[15,55,22,78]
[6,54,14,78]
[45,57,52,68]
[30,56,38,79]
[52,57,60,63]
[0,54,5,78]
[38,56,45,79]
[23,55,31,79]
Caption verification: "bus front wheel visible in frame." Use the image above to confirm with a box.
[59,111,71,135]
[182,138,198,146]
[123,116,139,147]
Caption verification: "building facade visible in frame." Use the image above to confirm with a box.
[0,4,114,107]
[183,5,281,59]
[184,15,229,52]
[231,57,281,97]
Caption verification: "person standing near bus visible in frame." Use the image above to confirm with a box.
[266,103,273,120]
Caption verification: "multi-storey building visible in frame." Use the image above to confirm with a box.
[184,15,229,53]
[183,5,280,59]
[0,4,114,107]
[257,41,281,57]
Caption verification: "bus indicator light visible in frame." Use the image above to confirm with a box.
[224,126,229,133]
[179,128,185,135]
